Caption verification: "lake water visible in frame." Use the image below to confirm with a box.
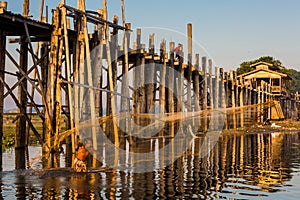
[1,132,300,199]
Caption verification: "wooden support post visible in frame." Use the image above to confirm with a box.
[202,57,207,132]
[120,23,131,132]
[215,67,219,109]
[187,23,192,111]
[261,82,265,123]
[168,42,175,137]
[44,8,61,168]
[177,45,184,112]
[208,59,213,109]
[61,3,75,156]
[257,86,261,123]
[220,68,227,129]
[103,0,119,147]
[145,33,155,113]
[16,36,28,170]
[95,9,104,118]
[230,70,236,129]
[0,30,6,171]
[192,54,200,131]
[239,77,244,127]
[133,28,145,127]
[159,40,166,114]
[23,0,29,17]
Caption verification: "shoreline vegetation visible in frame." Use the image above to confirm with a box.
[222,118,300,135]
[2,113,300,151]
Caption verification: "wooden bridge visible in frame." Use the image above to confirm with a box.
[0,0,299,170]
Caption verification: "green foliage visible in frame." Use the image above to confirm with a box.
[2,126,15,151]
[237,56,283,75]
[279,68,300,93]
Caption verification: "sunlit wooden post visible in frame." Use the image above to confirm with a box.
[220,68,227,129]
[192,54,200,131]
[146,33,155,114]
[159,39,166,114]
[187,23,192,111]
[168,42,175,137]
[23,0,29,17]
[230,70,236,129]
[239,77,244,127]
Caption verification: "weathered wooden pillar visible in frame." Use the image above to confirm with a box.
[15,36,28,170]
[107,16,118,117]
[134,29,146,127]
[257,85,261,123]
[207,59,215,130]
[23,0,29,17]
[133,28,142,116]
[177,45,184,112]
[120,23,131,133]
[159,40,166,114]
[44,8,60,168]
[187,23,192,111]
[223,71,229,129]
[192,54,200,131]
[220,68,227,130]
[0,30,6,171]
[230,70,236,129]
[61,3,75,164]
[145,34,155,113]
[208,59,213,109]
[214,67,219,109]
[168,42,175,114]
[202,57,207,132]
[168,42,175,137]
[239,77,244,127]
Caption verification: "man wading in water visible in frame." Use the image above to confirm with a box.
[74,142,89,172]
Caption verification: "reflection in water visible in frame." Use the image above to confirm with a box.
[0,132,300,199]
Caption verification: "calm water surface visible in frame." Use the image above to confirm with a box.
[1,132,300,199]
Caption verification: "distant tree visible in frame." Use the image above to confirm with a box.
[279,68,300,93]
[236,56,283,75]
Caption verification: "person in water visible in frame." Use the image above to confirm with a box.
[74,142,89,172]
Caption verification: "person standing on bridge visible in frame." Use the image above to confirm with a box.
[174,43,182,61]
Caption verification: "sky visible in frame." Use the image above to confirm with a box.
[6,0,300,71]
